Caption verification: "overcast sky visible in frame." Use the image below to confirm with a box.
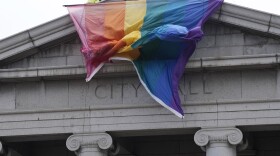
[0,0,279,40]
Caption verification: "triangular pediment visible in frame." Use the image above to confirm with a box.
[1,21,280,70]
[0,2,280,80]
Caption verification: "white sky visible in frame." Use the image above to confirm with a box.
[0,0,279,40]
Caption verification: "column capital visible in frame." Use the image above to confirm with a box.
[66,133,113,152]
[194,127,243,147]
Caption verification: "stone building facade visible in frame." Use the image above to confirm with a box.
[0,2,280,156]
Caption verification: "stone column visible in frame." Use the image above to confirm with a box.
[66,133,113,156]
[194,127,243,156]
[0,141,4,154]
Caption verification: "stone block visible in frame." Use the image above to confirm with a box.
[184,73,202,98]
[32,43,81,59]
[269,15,280,36]
[179,74,187,101]
[26,57,38,67]
[194,46,243,58]
[62,44,82,56]
[36,57,67,67]
[244,34,268,45]
[68,80,87,108]
[85,79,97,106]
[242,70,277,99]
[244,44,280,55]
[215,24,241,35]
[14,57,67,68]
[268,38,280,44]
[203,22,217,35]
[33,45,62,58]
[43,81,69,108]
[207,71,242,100]
[0,83,15,110]
[266,44,280,54]
[68,37,81,44]
[1,58,29,69]
[197,36,215,48]
[67,56,84,66]
[215,34,244,47]
[184,71,242,102]
[85,77,123,106]
[15,82,40,109]
[243,45,265,55]
[4,58,36,69]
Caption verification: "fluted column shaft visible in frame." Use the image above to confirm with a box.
[78,146,107,156]
[194,127,243,156]
[66,133,113,156]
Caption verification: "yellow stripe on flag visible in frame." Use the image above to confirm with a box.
[117,0,146,56]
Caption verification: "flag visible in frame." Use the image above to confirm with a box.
[87,0,103,3]
[66,0,223,118]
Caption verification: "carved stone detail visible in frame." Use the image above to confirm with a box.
[194,127,243,147]
[66,133,113,152]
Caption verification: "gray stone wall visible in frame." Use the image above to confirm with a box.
[0,69,278,110]
[0,69,279,135]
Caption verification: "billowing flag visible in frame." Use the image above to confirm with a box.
[87,0,103,3]
[66,0,223,118]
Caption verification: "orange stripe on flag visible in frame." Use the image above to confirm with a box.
[104,2,125,41]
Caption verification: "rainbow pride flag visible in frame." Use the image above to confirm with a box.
[66,0,223,118]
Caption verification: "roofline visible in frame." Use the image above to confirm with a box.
[214,2,280,36]
[0,2,279,64]
[0,15,76,64]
